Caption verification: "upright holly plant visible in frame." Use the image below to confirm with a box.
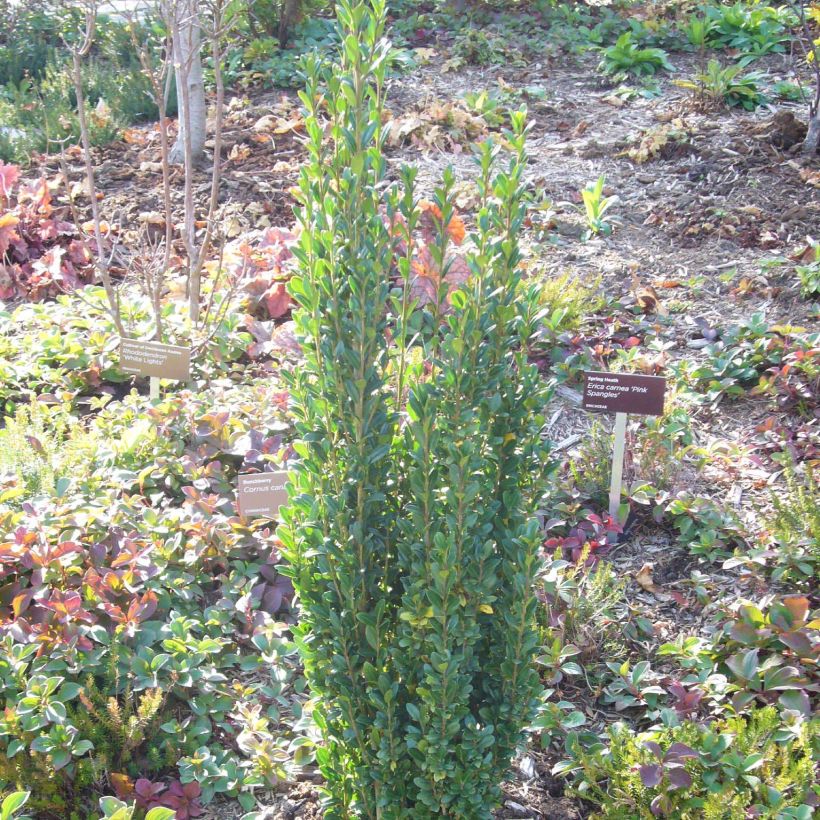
[278,0,551,815]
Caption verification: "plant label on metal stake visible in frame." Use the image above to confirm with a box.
[120,339,191,388]
[582,371,666,529]
[237,471,290,520]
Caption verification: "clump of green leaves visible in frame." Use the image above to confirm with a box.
[702,1,792,64]
[279,0,550,815]
[581,175,618,238]
[681,313,817,405]
[659,595,819,721]
[795,242,820,299]
[452,27,518,67]
[675,59,766,111]
[598,32,673,81]
[463,89,511,128]
[225,17,339,89]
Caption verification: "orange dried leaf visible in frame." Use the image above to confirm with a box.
[447,213,466,245]
[110,773,135,800]
[635,563,671,601]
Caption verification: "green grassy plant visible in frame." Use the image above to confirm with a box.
[764,455,819,582]
[538,272,604,331]
[581,175,618,237]
[0,400,95,500]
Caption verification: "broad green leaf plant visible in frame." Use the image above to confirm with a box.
[278,0,551,816]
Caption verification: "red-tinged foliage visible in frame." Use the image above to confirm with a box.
[214,227,298,320]
[161,780,204,819]
[387,201,471,310]
[128,777,203,818]
[754,344,819,413]
[0,162,95,302]
[665,680,704,718]
[0,523,158,656]
[543,512,622,564]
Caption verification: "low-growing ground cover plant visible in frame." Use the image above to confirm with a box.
[0,378,304,816]
[675,59,767,110]
[557,706,817,817]
[0,162,95,301]
[598,32,674,81]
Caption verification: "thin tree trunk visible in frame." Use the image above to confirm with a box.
[169,0,206,165]
[804,112,820,155]
[795,0,820,155]
[71,38,126,337]
[167,0,200,322]
[188,0,226,326]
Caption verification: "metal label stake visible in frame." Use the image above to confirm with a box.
[582,370,667,545]
[150,376,160,400]
[609,412,627,522]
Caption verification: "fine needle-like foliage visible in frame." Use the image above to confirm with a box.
[277,0,552,816]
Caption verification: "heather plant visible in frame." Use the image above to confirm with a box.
[278,0,550,815]
[760,454,819,583]
[0,399,95,501]
[556,706,817,817]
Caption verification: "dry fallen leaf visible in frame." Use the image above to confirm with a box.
[635,562,671,602]
[122,128,148,146]
[798,167,820,189]
[81,220,110,235]
[110,772,135,800]
[228,143,251,162]
[413,47,438,63]
[789,242,819,263]
[137,211,166,226]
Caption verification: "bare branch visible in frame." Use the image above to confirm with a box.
[63,1,127,337]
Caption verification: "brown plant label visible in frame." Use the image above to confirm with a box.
[583,371,666,416]
[237,471,290,519]
[120,339,191,381]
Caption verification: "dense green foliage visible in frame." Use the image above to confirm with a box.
[0,375,305,817]
[278,0,550,814]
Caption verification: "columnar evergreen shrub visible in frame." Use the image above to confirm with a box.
[278,1,551,815]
